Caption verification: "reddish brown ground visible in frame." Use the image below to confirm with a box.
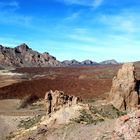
[0,62,139,100]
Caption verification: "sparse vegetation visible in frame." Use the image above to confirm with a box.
[89,104,126,119]
[71,104,126,125]
[71,109,104,125]
[18,115,42,129]
[71,109,95,124]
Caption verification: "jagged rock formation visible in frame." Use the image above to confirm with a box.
[0,44,61,67]
[112,110,140,140]
[44,90,81,115]
[108,62,139,111]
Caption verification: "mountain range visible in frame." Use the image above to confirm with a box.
[0,43,119,67]
[62,59,118,66]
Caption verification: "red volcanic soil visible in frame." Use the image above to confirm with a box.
[0,65,121,100]
[1,62,140,100]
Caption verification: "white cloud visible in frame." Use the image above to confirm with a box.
[64,12,80,21]
[73,28,89,34]
[0,11,33,26]
[99,10,140,33]
[0,1,33,27]
[57,0,103,8]
[93,0,103,8]
[0,1,19,10]
[68,34,96,43]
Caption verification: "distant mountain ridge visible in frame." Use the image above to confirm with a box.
[0,43,61,67]
[62,59,119,66]
[100,59,118,65]
[0,43,119,67]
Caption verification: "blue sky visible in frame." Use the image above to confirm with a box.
[0,0,140,62]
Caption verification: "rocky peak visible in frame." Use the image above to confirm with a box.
[62,59,80,66]
[81,60,98,65]
[15,43,30,53]
[81,60,93,65]
[71,59,80,65]
[100,59,118,65]
[0,44,61,67]
[108,62,139,111]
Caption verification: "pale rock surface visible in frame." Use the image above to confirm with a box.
[108,62,139,111]
[44,90,81,115]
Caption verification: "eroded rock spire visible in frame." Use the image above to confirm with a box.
[108,62,139,111]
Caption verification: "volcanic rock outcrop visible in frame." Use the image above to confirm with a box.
[0,44,61,67]
[108,62,139,111]
[45,90,81,115]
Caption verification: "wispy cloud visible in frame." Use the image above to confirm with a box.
[68,34,96,43]
[93,0,103,8]
[99,10,140,33]
[64,12,80,21]
[0,1,33,27]
[0,11,33,26]
[73,28,89,34]
[56,0,103,8]
[0,1,19,11]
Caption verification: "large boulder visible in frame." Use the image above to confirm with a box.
[108,62,139,111]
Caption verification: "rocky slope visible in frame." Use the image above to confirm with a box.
[0,44,61,67]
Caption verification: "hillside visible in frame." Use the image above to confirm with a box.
[0,44,61,67]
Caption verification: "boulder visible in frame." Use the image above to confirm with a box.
[108,62,139,111]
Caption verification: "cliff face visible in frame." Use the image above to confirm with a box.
[0,44,61,67]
